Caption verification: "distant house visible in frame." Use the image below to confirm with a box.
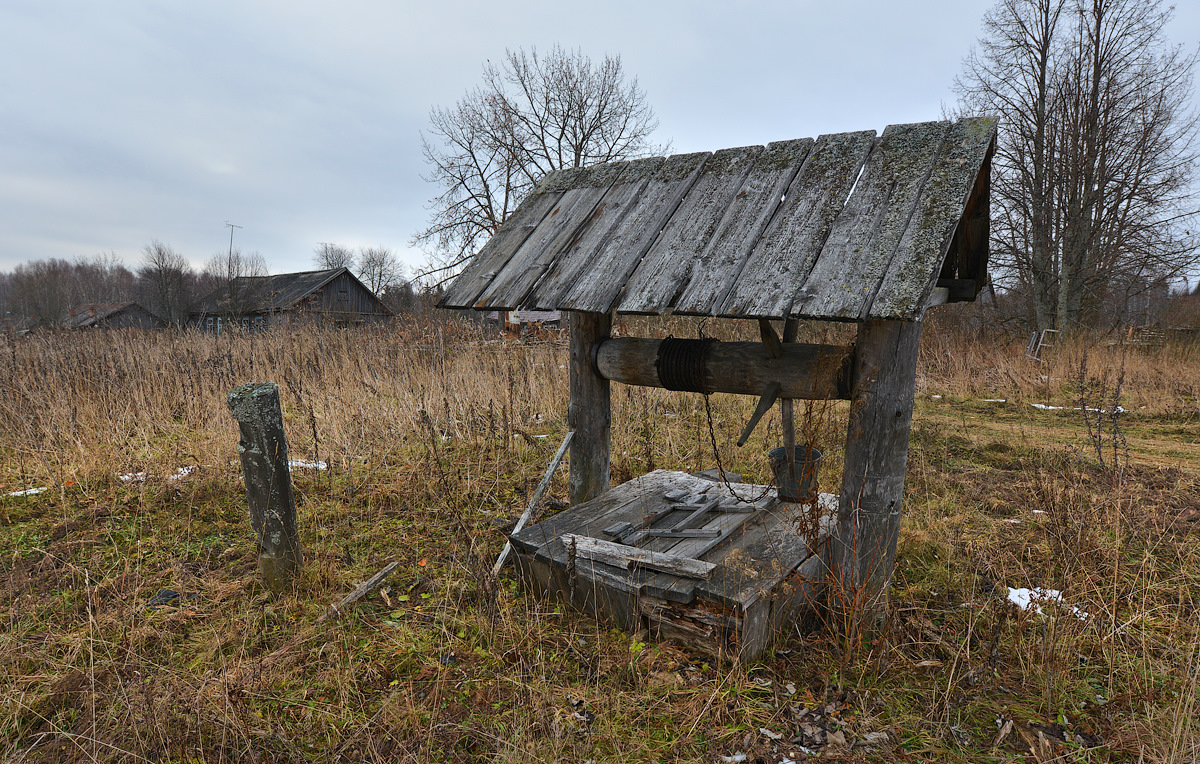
[190,267,391,334]
[0,316,34,336]
[63,302,166,330]
[486,309,562,334]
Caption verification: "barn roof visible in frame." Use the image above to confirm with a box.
[63,302,162,329]
[439,117,997,322]
[195,268,346,314]
[194,267,391,316]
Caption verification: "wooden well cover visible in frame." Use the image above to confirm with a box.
[509,470,835,659]
[441,117,997,322]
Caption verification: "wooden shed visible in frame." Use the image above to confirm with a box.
[191,267,391,333]
[62,302,166,330]
[441,118,997,659]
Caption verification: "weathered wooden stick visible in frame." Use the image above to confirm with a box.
[316,561,400,623]
[562,534,716,578]
[227,382,304,593]
[832,319,923,618]
[758,318,783,358]
[737,382,782,446]
[595,338,853,400]
[492,431,574,576]
[569,312,611,505]
[781,318,800,485]
[781,398,797,483]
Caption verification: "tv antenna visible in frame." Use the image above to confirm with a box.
[225,222,242,257]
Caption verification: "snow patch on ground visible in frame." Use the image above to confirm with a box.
[5,487,48,497]
[288,459,328,470]
[1030,403,1125,413]
[168,466,196,481]
[1007,587,1089,620]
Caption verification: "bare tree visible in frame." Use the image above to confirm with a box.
[356,245,402,295]
[314,242,356,270]
[956,0,1199,332]
[138,241,193,326]
[73,252,137,307]
[202,249,268,317]
[413,45,667,281]
[8,259,72,328]
[3,254,139,328]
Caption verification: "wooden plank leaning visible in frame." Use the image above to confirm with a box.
[492,431,574,577]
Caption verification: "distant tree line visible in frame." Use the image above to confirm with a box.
[0,241,419,330]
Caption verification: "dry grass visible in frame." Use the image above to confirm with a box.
[0,312,1197,762]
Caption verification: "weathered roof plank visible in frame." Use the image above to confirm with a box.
[788,121,951,320]
[559,152,711,313]
[475,162,630,310]
[439,118,995,322]
[867,117,998,319]
[438,168,577,309]
[615,145,765,314]
[670,138,815,315]
[719,131,876,318]
[525,157,666,311]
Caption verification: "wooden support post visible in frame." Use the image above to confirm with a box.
[781,318,800,483]
[832,319,922,618]
[568,311,611,505]
[227,382,304,593]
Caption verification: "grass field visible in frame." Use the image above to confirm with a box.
[1,313,1198,762]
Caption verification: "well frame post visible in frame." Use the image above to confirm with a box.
[567,311,611,505]
[831,318,923,618]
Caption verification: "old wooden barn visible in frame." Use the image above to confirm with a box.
[192,267,391,333]
[441,117,997,659]
[62,302,166,330]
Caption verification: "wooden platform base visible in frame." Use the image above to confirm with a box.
[509,469,833,661]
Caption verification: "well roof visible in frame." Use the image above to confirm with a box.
[193,268,391,316]
[440,117,996,322]
[63,302,162,329]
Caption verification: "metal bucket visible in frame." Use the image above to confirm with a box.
[768,446,823,503]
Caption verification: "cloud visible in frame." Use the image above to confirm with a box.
[3,0,1192,276]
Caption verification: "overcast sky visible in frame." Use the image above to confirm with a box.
[2,0,1197,277]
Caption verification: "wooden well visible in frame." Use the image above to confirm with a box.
[441,117,997,660]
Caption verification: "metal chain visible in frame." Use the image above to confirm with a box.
[696,318,772,504]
